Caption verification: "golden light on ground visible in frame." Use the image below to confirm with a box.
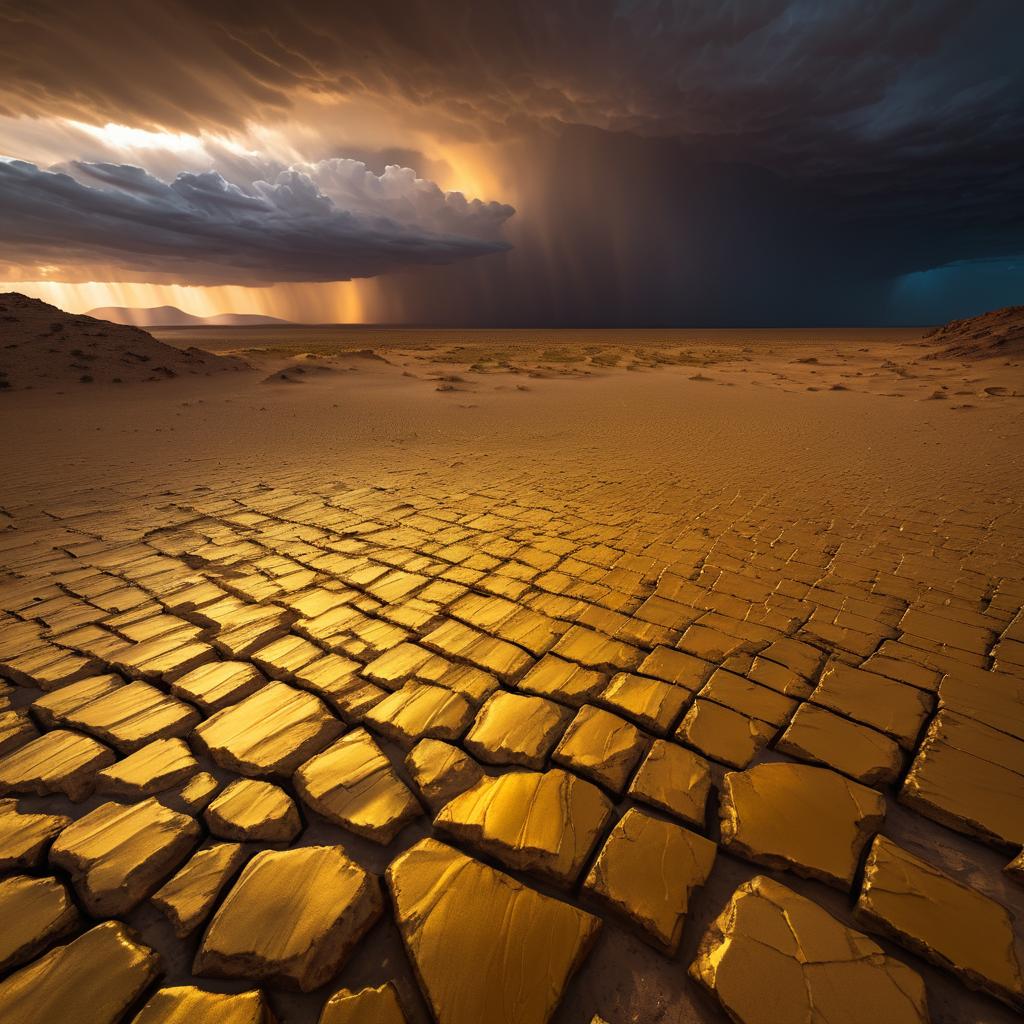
[1,288,1024,1024]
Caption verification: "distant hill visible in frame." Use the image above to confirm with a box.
[0,292,248,389]
[86,305,291,328]
[925,305,1024,359]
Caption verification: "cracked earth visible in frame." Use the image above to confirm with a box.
[1,331,1023,1024]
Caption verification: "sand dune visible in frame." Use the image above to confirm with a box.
[5,296,1023,408]
[0,293,248,389]
[924,305,1024,360]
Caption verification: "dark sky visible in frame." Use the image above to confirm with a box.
[0,0,1021,325]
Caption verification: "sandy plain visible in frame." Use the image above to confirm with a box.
[0,320,1023,1024]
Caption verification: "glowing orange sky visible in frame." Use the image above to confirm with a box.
[1,278,380,323]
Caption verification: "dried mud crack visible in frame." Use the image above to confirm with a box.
[0,343,1023,1024]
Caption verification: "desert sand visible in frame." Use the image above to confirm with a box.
[0,293,246,389]
[0,302,1023,1023]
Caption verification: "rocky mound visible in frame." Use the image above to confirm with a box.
[924,305,1024,360]
[0,293,249,390]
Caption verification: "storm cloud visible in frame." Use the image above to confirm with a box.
[0,0,1021,322]
[3,3,1021,188]
[0,157,514,284]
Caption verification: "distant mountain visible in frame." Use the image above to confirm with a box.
[86,305,291,328]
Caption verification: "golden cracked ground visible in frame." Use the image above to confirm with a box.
[0,356,1023,1024]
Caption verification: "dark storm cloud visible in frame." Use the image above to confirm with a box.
[0,0,1021,321]
[1,1,1021,249]
[0,158,514,284]
[353,126,958,328]
[2,1,1021,189]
